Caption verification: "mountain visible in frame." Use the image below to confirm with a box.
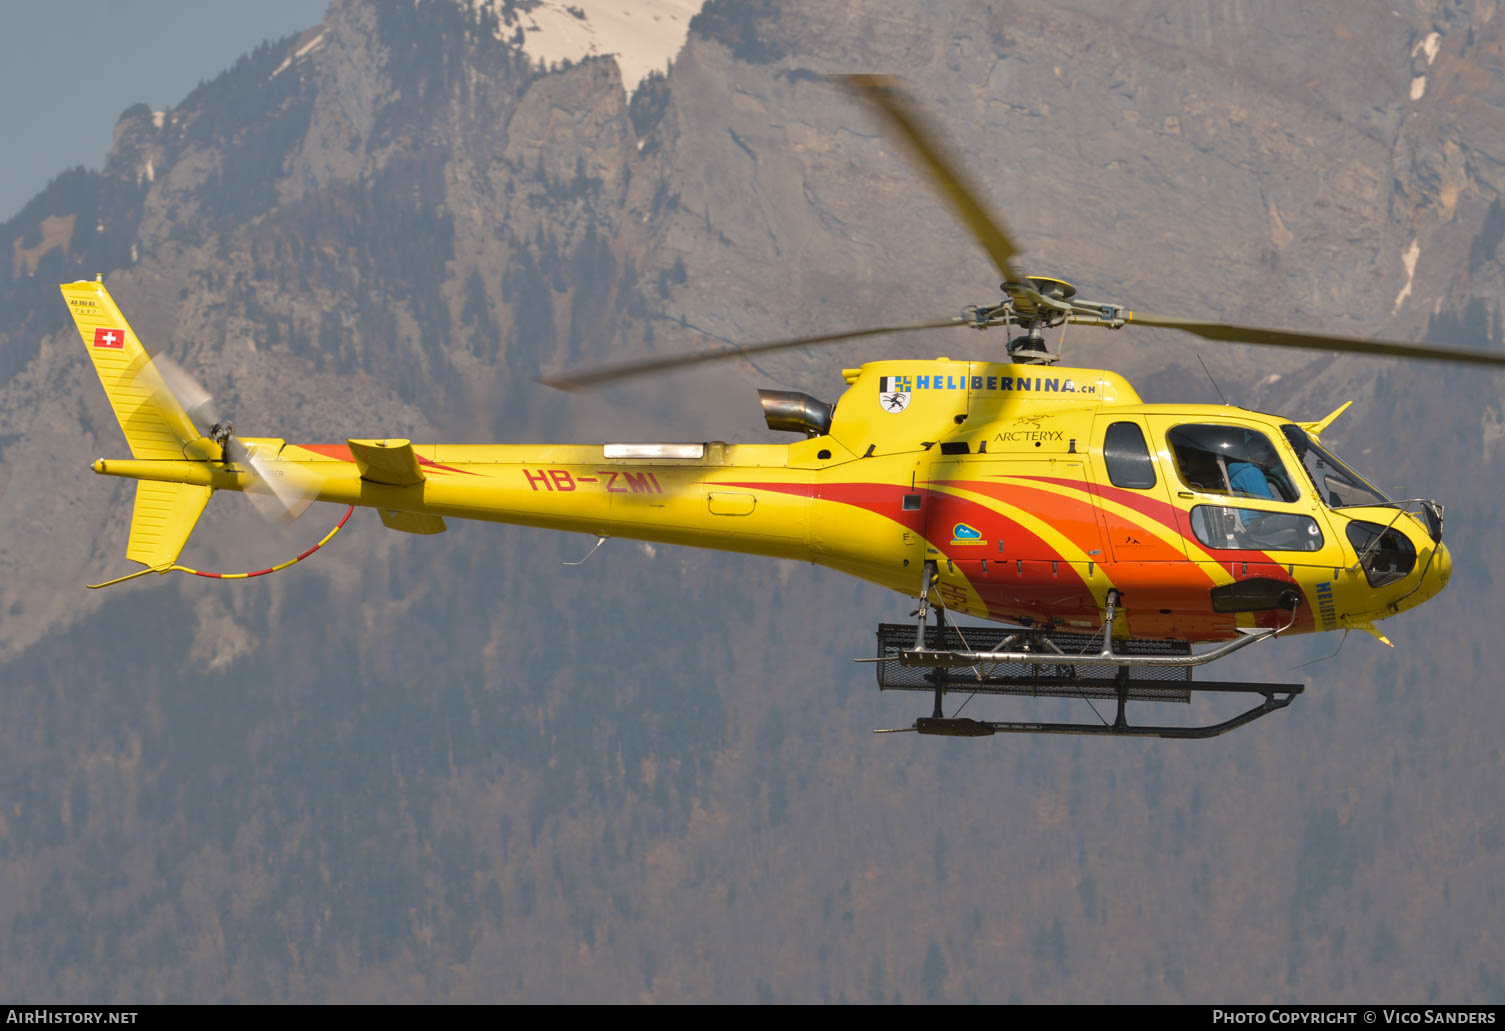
[1,0,1503,1003]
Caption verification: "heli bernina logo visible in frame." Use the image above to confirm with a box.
[92,327,125,349]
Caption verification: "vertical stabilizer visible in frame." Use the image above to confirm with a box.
[60,280,198,458]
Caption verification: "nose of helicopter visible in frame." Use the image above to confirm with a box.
[1395,533,1450,616]
[1345,510,1450,623]
[1404,519,1451,611]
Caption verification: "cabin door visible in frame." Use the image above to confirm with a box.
[1086,415,1189,562]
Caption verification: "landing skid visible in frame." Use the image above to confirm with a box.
[901,683,1303,738]
[866,570,1303,739]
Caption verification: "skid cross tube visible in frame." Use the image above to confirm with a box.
[869,591,1306,739]
[866,589,1298,671]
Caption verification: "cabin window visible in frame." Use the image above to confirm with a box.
[1190,506,1324,552]
[1167,424,1299,502]
[1103,421,1156,489]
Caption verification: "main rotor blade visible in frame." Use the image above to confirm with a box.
[838,74,1023,284]
[1126,313,1505,368]
[539,317,967,390]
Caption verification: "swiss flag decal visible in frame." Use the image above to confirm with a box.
[92,327,125,349]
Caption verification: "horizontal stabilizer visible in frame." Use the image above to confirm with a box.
[126,481,214,568]
[347,438,425,486]
[378,509,446,535]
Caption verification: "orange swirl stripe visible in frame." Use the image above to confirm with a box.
[1020,476,1317,635]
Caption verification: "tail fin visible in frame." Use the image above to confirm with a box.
[61,279,199,459]
[64,279,213,582]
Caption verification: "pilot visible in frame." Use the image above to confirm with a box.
[1227,432,1280,500]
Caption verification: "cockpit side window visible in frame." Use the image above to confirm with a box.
[1166,424,1300,502]
[1103,421,1156,489]
[1280,425,1390,508]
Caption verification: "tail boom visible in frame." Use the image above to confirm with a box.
[92,441,825,561]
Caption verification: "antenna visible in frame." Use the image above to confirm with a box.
[1196,354,1230,405]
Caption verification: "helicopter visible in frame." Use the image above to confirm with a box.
[67,76,1503,739]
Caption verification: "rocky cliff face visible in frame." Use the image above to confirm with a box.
[1,0,1503,1002]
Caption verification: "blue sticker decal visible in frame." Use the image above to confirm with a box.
[950,522,987,546]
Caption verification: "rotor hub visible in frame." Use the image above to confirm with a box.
[1022,276,1076,301]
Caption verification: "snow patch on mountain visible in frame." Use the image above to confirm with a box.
[483,0,704,96]
[270,30,326,78]
[1394,237,1421,313]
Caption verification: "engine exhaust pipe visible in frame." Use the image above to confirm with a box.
[758,389,834,438]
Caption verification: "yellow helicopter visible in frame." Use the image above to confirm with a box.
[68,77,1501,739]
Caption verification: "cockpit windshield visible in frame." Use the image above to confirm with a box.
[1280,425,1390,508]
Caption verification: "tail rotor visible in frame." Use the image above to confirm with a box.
[136,354,315,523]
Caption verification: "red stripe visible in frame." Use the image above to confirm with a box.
[1022,475,1316,635]
[414,454,480,476]
[710,480,1098,623]
[716,478,1314,640]
[299,443,354,461]
[1026,475,1190,531]
[297,443,479,476]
